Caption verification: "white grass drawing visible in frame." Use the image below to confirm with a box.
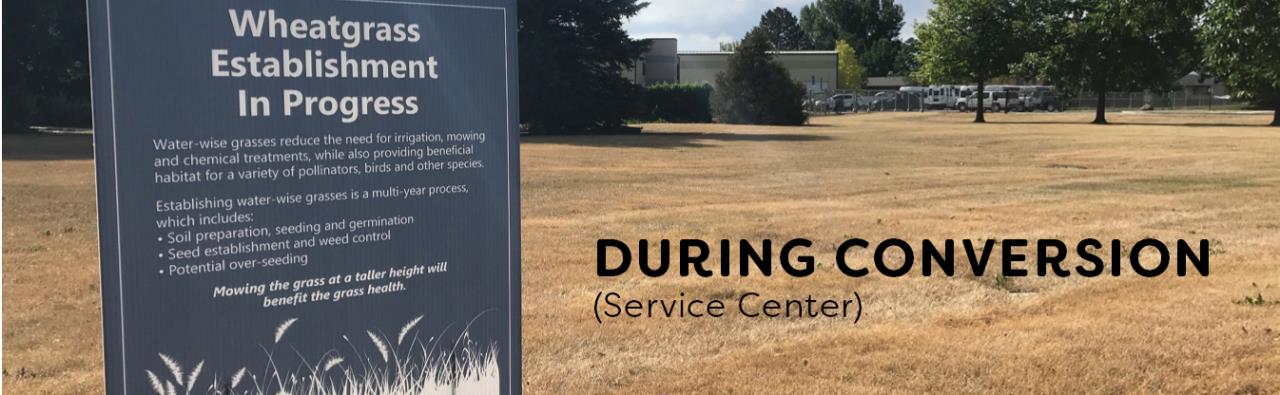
[145,315,500,395]
[160,353,185,386]
[274,318,299,344]
[398,316,424,346]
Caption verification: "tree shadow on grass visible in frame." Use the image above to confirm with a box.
[520,131,832,149]
[3,133,94,161]
[986,119,1274,128]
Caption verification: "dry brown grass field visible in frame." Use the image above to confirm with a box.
[5,111,1280,394]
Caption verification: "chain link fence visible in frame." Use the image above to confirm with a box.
[805,90,931,115]
[806,89,1237,115]
[1064,92,1234,110]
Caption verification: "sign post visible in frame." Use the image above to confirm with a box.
[88,1,520,393]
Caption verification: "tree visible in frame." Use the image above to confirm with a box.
[518,0,650,133]
[1199,0,1280,126]
[835,40,864,90]
[799,0,904,51]
[913,0,1030,122]
[893,37,921,76]
[1027,0,1202,124]
[711,28,808,125]
[799,0,909,76]
[860,38,905,76]
[719,40,740,52]
[3,0,91,132]
[757,7,812,51]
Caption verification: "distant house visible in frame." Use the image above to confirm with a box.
[625,38,838,93]
[1175,72,1227,96]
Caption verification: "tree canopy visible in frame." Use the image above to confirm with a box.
[757,7,812,51]
[913,0,1030,122]
[894,38,921,76]
[711,28,808,126]
[518,0,650,133]
[1025,0,1202,123]
[799,0,913,76]
[799,0,903,51]
[3,0,91,132]
[1199,0,1280,126]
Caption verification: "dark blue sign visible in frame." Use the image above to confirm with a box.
[88,1,520,393]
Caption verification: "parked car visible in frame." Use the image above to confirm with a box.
[958,91,1023,112]
[957,91,991,112]
[870,91,921,110]
[825,94,857,111]
[995,91,1024,112]
[1021,91,1063,112]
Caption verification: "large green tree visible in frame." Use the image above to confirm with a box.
[518,0,650,133]
[894,37,921,76]
[859,37,912,76]
[757,7,811,51]
[799,0,909,75]
[1199,0,1280,126]
[1027,0,1202,124]
[913,0,1031,122]
[3,0,91,132]
[711,28,808,126]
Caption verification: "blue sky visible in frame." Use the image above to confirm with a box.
[623,0,933,51]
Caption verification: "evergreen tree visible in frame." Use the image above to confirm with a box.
[757,7,811,51]
[711,29,808,126]
[894,37,921,76]
[3,0,91,132]
[860,38,904,76]
[518,0,650,133]
[798,0,909,76]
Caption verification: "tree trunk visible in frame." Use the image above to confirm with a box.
[1092,90,1107,124]
[975,80,986,123]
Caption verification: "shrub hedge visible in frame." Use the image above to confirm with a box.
[634,83,713,123]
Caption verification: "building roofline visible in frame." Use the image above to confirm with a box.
[677,50,837,55]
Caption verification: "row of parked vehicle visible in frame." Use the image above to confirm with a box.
[917,84,1065,112]
[818,85,1065,113]
[819,92,908,112]
[954,89,1063,112]
[952,87,1059,109]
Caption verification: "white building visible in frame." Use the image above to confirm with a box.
[625,38,838,93]
[624,38,680,85]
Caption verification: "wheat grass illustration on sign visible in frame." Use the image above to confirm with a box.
[144,315,499,395]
